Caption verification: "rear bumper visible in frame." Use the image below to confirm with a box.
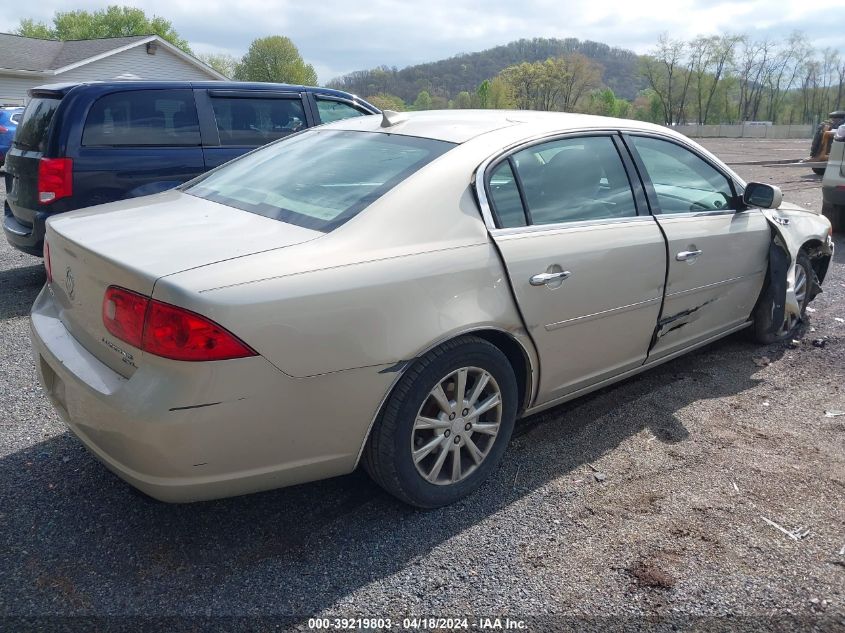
[3,206,45,256]
[30,285,393,502]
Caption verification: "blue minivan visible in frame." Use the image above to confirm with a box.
[3,81,379,256]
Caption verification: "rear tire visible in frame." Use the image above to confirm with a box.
[822,201,844,233]
[363,335,518,508]
[812,167,826,175]
[752,252,814,344]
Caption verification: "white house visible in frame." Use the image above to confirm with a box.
[0,33,226,105]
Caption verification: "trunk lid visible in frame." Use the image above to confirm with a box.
[45,189,321,377]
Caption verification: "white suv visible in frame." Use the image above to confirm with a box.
[822,124,845,232]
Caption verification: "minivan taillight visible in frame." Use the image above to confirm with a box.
[102,286,257,362]
[38,158,73,204]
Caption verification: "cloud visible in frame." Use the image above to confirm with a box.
[2,0,842,83]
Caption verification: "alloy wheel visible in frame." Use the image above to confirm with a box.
[410,367,502,486]
[776,263,809,336]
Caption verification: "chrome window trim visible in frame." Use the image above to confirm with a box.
[648,209,737,220]
[474,128,626,232]
[489,215,656,239]
[472,125,751,234]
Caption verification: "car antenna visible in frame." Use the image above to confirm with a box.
[381,110,409,128]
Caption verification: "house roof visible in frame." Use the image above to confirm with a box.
[0,33,225,79]
[0,33,153,72]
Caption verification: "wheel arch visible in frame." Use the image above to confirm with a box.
[801,237,832,285]
[353,326,537,468]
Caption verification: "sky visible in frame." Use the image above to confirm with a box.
[2,0,844,83]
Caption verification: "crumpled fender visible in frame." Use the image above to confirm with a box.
[760,203,834,323]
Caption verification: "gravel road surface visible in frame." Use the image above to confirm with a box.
[0,139,843,632]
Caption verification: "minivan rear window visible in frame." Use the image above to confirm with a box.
[185,129,454,232]
[14,97,60,152]
[82,89,200,146]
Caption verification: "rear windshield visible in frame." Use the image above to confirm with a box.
[14,97,60,152]
[185,130,454,232]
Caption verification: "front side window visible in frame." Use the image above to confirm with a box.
[630,136,735,213]
[83,90,200,146]
[488,135,637,227]
[185,130,454,232]
[316,98,367,124]
[211,97,306,146]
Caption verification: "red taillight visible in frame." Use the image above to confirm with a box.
[44,240,52,283]
[102,287,148,349]
[102,286,256,362]
[38,158,73,204]
[143,301,257,361]
[0,125,8,133]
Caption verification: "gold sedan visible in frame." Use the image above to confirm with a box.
[31,110,834,507]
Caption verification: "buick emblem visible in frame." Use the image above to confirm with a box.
[65,267,75,300]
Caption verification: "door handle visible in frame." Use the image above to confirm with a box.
[676,249,702,261]
[530,271,571,286]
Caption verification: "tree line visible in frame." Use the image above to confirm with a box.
[641,32,845,125]
[329,38,644,104]
[363,33,844,126]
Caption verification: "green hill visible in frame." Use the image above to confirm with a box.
[328,37,646,103]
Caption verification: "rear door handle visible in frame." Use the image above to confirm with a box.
[676,249,702,261]
[530,271,571,286]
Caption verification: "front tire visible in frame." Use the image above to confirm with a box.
[752,251,814,344]
[363,336,518,508]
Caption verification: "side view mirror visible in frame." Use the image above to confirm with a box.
[743,182,783,209]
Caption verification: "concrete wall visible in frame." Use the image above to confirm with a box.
[670,124,814,139]
[0,43,219,105]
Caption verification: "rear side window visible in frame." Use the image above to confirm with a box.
[14,97,61,152]
[10,112,22,124]
[82,90,200,146]
[315,98,367,124]
[210,97,306,146]
[488,136,637,227]
[186,129,454,232]
[488,161,527,228]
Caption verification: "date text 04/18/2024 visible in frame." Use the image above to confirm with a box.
[307,617,528,630]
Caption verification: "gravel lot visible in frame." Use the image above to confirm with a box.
[0,139,843,632]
